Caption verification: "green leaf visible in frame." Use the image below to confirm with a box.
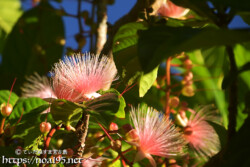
[50,99,84,125]
[0,1,64,90]
[208,121,227,148]
[0,0,22,53]
[86,89,126,126]
[139,66,159,97]
[138,25,250,72]
[187,48,228,127]
[11,104,50,147]
[222,62,250,90]
[8,97,48,121]
[233,43,250,130]
[6,98,48,147]
[113,22,147,84]
[0,90,19,106]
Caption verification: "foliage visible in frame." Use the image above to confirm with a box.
[0,0,250,166]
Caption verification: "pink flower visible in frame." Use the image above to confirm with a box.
[21,73,56,113]
[21,72,56,99]
[158,0,189,19]
[130,106,185,167]
[51,53,117,102]
[183,106,220,158]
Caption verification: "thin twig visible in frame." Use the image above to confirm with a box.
[77,0,84,34]
[165,57,172,116]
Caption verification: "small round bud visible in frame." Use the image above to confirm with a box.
[185,71,193,80]
[184,126,193,135]
[125,129,139,144]
[75,33,86,48]
[182,85,195,97]
[109,122,118,131]
[1,103,13,117]
[183,58,192,69]
[40,122,51,133]
[169,96,179,108]
[93,131,104,142]
[56,139,63,148]
[111,139,122,151]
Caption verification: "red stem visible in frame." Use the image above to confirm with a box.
[0,118,6,134]
[165,57,172,116]
[97,122,114,141]
[7,78,16,105]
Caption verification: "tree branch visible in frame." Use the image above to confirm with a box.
[95,0,107,55]
[100,0,163,57]
[75,113,90,159]
[226,45,238,140]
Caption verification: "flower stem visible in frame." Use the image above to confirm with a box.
[40,125,61,167]
[165,57,172,116]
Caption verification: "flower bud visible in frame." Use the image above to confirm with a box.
[93,131,104,142]
[40,122,51,133]
[109,122,118,131]
[169,96,179,108]
[185,71,193,80]
[111,139,122,151]
[184,126,193,135]
[56,139,63,148]
[184,58,192,69]
[1,103,13,117]
[182,85,195,97]
[125,129,139,144]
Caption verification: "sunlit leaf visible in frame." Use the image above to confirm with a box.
[0,0,22,53]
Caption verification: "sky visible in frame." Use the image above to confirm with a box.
[21,0,137,53]
[20,0,250,54]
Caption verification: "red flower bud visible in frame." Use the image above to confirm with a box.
[40,122,51,133]
[169,96,180,108]
[1,103,13,117]
[111,139,122,151]
[109,122,118,131]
